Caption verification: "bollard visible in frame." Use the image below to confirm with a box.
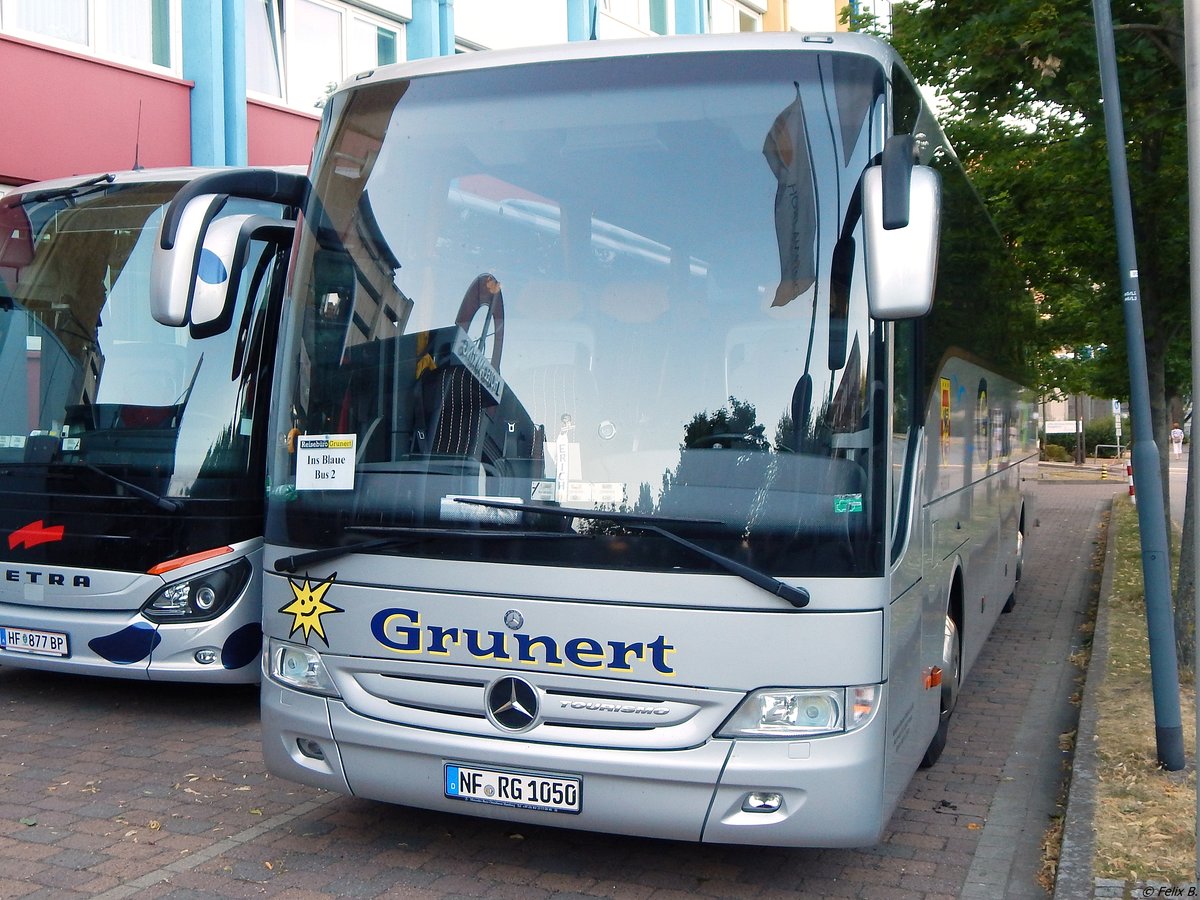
[1127,462,1135,503]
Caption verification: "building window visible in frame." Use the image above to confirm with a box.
[603,0,642,29]
[709,0,762,33]
[0,0,177,72]
[247,0,284,97]
[600,0,670,34]
[351,19,397,69]
[107,0,171,68]
[1,0,88,46]
[246,0,404,110]
[292,0,343,110]
[854,0,893,33]
[648,0,668,35]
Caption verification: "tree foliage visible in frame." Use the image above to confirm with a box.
[885,0,1193,660]
[889,0,1188,407]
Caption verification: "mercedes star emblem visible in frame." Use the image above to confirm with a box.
[486,676,539,732]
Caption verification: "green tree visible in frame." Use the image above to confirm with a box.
[886,0,1193,664]
[680,397,765,450]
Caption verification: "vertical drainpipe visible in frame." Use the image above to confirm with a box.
[222,0,248,165]
[182,0,226,166]
[408,0,439,60]
[438,0,455,56]
[675,0,705,35]
[567,0,593,40]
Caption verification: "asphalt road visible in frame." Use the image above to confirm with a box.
[0,478,1119,899]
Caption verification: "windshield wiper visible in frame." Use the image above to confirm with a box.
[453,499,810,609]
[17,173,116,206]
[0,460,181,512]
[79,463,182,512]
[274,536,416,573]
[272,525,583,574]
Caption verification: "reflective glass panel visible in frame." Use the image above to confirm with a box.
[270,51,889,577]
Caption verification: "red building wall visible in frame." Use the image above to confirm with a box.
[247,98,319,168]
[0,33,320,186]
[0,34,192,185]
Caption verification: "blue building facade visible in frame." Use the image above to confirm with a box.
[0,0,829,187]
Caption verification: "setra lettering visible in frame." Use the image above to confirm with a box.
[5,569,89,587]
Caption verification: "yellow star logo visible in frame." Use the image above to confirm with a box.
[280,574,343,646]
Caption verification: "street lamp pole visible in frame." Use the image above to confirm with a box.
[1092,0,1185,771]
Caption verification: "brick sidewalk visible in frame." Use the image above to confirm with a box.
[959,480,1118,899]
[0,477,1119,899]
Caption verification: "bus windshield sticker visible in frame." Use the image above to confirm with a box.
[834,494,863,514]
[940,377,952,452]
[295,434,356,491]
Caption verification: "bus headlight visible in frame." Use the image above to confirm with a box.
[718,686,878,737]
[268,638,339,697]
[142,558,251,623]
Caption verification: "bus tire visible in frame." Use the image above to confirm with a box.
[1002,511,1025,614]
[919,613,961,769]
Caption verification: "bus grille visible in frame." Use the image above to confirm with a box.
[325,657,740,750]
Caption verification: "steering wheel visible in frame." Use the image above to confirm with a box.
[454,273,505,370]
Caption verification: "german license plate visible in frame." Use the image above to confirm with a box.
[0,626,69,657]
[445,763,581,814]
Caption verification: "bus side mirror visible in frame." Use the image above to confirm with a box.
[151,192,226,327]
[151,200,293,337]
[151,167,306,332]
[862,136,941,320]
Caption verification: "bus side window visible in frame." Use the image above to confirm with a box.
[892,319,914,436]
[891,317,917,551]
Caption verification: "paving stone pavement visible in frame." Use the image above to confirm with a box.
[0,477,1119,899]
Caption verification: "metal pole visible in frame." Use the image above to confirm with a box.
[1080,393,1089,465]
[1182,0,1200,875]
[1092,0,1185,770]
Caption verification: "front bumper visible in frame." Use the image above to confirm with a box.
[261,682,889,847]
[0,602,260,683]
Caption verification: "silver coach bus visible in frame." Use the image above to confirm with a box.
[156,32,1036,845]
[0,167,295,681]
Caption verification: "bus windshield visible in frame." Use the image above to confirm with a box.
[270,50,889,577]
[0,181,280,500]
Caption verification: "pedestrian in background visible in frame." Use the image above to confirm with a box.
[1171,422,1185,458]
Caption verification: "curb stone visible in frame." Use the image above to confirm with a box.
[1053,495,1114,898]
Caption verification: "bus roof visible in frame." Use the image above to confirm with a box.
[341,31,903,95]
[8,166,306,197]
